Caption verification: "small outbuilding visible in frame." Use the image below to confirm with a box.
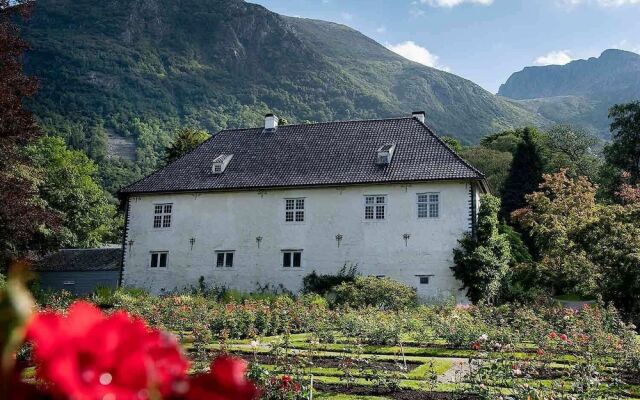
[34,248,122,295]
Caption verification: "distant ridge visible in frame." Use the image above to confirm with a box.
[498,49,640,136]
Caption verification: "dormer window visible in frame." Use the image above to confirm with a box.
[212,154,233,174]
[376,144,396,165]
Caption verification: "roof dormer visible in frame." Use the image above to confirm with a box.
[212,154,233,174]
[376,144,396,165]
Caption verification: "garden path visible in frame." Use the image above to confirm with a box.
[437,358,471,383]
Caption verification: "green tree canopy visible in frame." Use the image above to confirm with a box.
[605,102,640,185]
[164,128,211,164]
[541,124,601,181]
[500,127,545,220]
[440,136,462,153]
[452,194,512,304]
[28,137,120,250]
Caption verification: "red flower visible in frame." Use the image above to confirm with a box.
[471,342,481,350]
[536,348,545,356]
[549,332,558,339]
[185,356,259,400]
[27,301,189,400]
[559,334,568,342]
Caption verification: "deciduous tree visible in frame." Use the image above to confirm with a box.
[0,1,58,266]
[164,128,211,164]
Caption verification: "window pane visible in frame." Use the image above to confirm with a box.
[295,199,304,210]
[429,194,439,203]
[159,253,167,268]
[365,205,374,220]
[225,253,233,267]
[295,211,304,222]
[164,204,172,214]
[418,204,429,218]
[285,199,294,210]
[365,196,374,204]
[216,253,225,267]
[429,203,439,218]
[376,196,386,204]
[376,205,385,219]
[417,194,429,203]
[283,252,291,267]
[293,252,301,268]
[154,215,162,228]
[155,205,163,214]
[162,215,171,228]
[285,211,294,222]
[420,276,429,284]
[150,253,158,268]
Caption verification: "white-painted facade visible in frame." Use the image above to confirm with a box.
[121,180,481,302]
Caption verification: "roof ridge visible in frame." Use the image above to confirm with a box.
[218,116,415,133]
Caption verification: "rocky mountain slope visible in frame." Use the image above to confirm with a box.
[498,49,640,136]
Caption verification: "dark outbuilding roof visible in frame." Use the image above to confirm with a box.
[120,116,484,195]
[34,248,122,272]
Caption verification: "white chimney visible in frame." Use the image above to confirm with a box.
[412,111,426,124]
[264,114,279,131]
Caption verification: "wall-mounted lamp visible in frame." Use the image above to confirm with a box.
[189,237,196,250]
[127,240,134,252]
[335,234,343,248]
[403,233,411,247]
[256,236,263,248]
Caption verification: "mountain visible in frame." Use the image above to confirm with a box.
[21,0,545,186]
[498,49,640,136]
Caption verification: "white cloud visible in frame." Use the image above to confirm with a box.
[534,50,574,65]
[420,0,493,7]
[386,41,450,71]
[340,12,353,20]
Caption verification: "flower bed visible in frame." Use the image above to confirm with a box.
[8,283,640,399]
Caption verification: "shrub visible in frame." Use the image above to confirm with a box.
[302,264,357,295]
[332,276,417,311]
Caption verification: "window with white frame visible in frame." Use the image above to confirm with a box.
[216,251,234,268]
[150,251,168,268]
[364,195,387,220]
[417,193,439,218]
[282,250,302,268]
[153,203,173,228]
[285,198,305,222]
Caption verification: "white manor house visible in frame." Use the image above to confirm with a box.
[119,112,488,301]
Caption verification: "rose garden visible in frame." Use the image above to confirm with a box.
[3,272,639,400]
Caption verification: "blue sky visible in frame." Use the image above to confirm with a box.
[251,0,640,93]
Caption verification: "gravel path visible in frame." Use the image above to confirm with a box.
[437,358,472,383]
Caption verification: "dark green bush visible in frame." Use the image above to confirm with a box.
[302,264,357,295]
[332,276,417,311]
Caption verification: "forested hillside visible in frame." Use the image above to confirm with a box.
[21,0,544,192]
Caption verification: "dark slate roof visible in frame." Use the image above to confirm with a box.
[34,248,122,272]
[120,116,484,195]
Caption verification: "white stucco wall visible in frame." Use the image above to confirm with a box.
[122,181,477,302]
